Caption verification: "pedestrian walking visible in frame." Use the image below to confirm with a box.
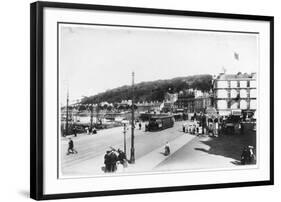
[182,123,185,132]
[73,126,77,137]
[67,138,78,155]
[139,122,142,130]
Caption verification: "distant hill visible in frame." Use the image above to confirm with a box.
[81,74,212,104]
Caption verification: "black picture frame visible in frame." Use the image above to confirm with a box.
[30,1,274,200]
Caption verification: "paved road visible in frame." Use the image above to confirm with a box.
[61,121,187,176]
[155,135,242,172]
[61,121,247,177]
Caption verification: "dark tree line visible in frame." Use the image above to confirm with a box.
[81,74,212,104]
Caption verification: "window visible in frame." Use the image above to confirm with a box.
[230,89,238,98]
[250,80,256,88]
[240,100,247,109]
[240,89,247,98]
[250,100,257,109]
[250,89,257,98]
[217,80,228,88]
[240,81,247,88]
[217,90,228,98]
[227,100,231,109]
[230,81,237,88]
[217,100,227,109]
[230,101,238,109]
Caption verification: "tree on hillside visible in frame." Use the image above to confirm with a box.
[80,74,213,104]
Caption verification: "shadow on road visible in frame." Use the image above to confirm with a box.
[194,130,256,162]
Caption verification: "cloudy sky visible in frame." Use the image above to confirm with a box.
[59,24,258,104]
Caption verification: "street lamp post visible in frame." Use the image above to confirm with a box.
[130,72,135,164]
[65,89,69,137]
[123,123,127,157]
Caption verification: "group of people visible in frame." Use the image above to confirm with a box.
[85,127,97,135]
[182,119,223,137]
[207,122,220,137]
[182,121,203,135]
[104,148,128,173]
[241,145,256,165]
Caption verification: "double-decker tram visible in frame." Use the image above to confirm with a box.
[146,115,175,131]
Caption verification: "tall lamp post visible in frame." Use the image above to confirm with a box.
[130,72,135,164]
[65,88,69,137]
[123,123,127,157]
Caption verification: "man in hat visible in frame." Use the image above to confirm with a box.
[104,150,111,172]
[109,149,118,172]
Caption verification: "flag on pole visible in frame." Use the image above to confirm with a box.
[234,52,239,60]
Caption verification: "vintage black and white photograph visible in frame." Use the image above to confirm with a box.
[30,2,273,199]
[59,23,258,177]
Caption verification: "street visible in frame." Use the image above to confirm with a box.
[61,120,253,177]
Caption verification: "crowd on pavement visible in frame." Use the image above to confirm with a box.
[103,148,128,173]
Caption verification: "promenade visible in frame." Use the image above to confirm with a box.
[61,120,255,177]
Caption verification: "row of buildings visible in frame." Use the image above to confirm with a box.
[64,72,257,118]
[170,72,257,116]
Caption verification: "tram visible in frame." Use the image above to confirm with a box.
[146,115,175,131]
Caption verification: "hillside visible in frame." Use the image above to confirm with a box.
[81,74,212,104]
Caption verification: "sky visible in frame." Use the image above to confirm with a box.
[59,24,258,104]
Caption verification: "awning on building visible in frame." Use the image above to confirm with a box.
[231,109,242,116]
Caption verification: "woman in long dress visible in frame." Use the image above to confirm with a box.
[116,161,124,173]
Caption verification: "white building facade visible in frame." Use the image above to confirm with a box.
[213,73,257,116]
